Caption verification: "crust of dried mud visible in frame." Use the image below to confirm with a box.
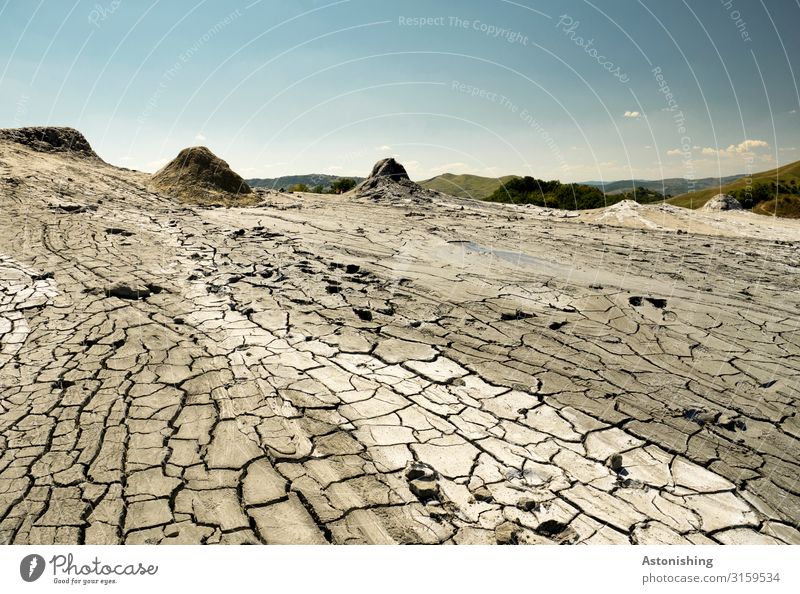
[1,139,799,545]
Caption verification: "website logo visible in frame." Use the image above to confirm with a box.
[20,554,46,582]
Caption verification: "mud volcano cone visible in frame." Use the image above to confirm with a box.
[150,146,253,205]
[702,193,743,211]
[0,126,101,160]
[367,157,410,182]
[356,157,415,193]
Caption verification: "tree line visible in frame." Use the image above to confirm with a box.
[286,178,357,194]
[485,176,665,209]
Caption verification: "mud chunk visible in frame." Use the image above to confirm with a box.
[406,462,439,501]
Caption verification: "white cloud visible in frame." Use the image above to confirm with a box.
[325,165,344,172]
[428,162,468,174]
[669,139,770,159]
[727,139,768,153]
[195,133,206,141]
[375,145,392,152]
[790,109,797,114]
[779,146,797,152]
[623,111,641,118]
[644,145,652,149]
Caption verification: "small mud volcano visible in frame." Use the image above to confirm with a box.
[150,146,255,206]
[702,193,743,212]
[355,157,438,203]
[0,126,100,160]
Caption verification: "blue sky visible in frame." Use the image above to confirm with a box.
[1,0,798,182]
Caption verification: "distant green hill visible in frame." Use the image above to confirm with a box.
[419,173,518,200]
[581,176,742,197]
[247,174,363,191]
[420,172,744,202]
[668,159,800,213]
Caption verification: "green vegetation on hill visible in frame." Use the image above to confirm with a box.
[753,195,800,218]
[248,174,364,192]
[611,186,668,204]
[287,177,358,194]
[484,176,665,210]
[582,175,742,197]
[419,173,518,200]
[668,159,800,213]
[421,172,717,204]
[728,180,800,218]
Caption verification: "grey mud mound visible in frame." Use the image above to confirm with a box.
[355,158,440,204]
[150,146,254,206]
[0,127,100,160]
[1,131,800,545]
[368,157,410,182]
[703,193,743,212]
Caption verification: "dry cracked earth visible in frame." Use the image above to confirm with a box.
[1,134,799,546]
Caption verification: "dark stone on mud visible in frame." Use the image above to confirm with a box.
[105,283,151,300]
[495,521,520,545]
[472,486,494,503]
[684,408,719,426]
[354,308,373,321]
[535,519,570,537]
[517,497,539,512]
[501,310,534,321]
[105,228,134,236]
[608,453,624,472]
[406,462,439,501]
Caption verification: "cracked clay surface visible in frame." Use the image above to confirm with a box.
[1,140,799,545]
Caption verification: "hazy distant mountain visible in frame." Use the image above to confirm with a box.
[247,174,363,191]
[580,176,743,197]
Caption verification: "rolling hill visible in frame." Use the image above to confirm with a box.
[419,173,518,200]
[419,173,744,202]
[668,159,800,211]
[582,175,742,197]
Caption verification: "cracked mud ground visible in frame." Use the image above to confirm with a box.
[1,140,799,545]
